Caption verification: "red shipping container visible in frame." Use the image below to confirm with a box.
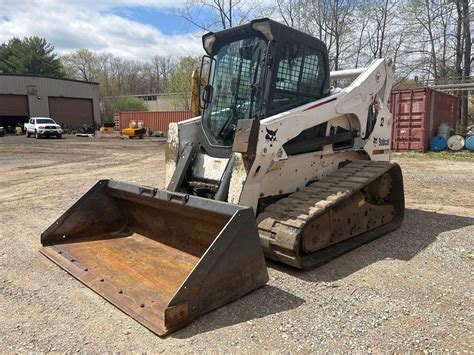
[117,111,195,133]
[388,88,458,152]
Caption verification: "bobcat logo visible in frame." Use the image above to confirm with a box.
[373,136,378,144]
[265,127,278,142]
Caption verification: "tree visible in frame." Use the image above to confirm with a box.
[276,0,306,29]
[150,56,176,93]
[0,37,63,76]
[61,49,109,82]
[112,97,148,113]
[365,0,398,60]
[322,0,357,70]
[164,56,201,110]
[277,0,359,70]
[457,0,471,131]
[179,0,268,31]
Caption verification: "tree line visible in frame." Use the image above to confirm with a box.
[0,37,197,99]
[61,49,196,97]
[179,0,472,129]
[0,0,471,128]
[60,49,200,118]
[180,0,471,82]
[0,38,200,119]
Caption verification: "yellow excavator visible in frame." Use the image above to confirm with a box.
[41,19,404,336]
[190,69,202,117]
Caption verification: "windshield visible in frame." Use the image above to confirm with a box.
[37,119,55,124]
[202,37,265,147]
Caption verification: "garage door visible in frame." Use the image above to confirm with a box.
[0,95,29,131]
[0,95,29,116]
[48,97,94,129]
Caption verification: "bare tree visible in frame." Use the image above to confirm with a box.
[353,12,370,68]
[151,56,176,93]
[364,0,399,60]
[402,0,458,83]
[456,0,472,130]
[276,0,306,28]
[178,0,269,31]
[308,0,357,70]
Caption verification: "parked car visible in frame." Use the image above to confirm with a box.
[24,117,63,139]
[0,127,5,137]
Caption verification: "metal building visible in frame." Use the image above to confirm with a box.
[0,74,100,130]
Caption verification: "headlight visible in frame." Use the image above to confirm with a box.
[202,33,216,55]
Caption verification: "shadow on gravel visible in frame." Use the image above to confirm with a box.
[171,285,304,339]
[268,208,474,283]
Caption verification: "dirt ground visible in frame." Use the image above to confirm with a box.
[0,135,472,352]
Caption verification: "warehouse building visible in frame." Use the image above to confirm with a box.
[0,74,100,131]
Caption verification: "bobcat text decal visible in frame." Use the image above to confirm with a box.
[373,137,390,146]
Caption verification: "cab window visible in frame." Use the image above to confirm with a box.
[270,43,326,115]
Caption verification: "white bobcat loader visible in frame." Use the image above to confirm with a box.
[41,18,404,336]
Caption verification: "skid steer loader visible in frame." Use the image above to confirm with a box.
[41,18,404,336]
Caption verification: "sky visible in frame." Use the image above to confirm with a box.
[0,0,207,61]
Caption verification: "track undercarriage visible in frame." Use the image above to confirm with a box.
[257,160,405,269]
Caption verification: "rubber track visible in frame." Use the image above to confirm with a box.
[257,160,404,269]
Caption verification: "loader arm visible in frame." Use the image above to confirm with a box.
[236,58,395,210]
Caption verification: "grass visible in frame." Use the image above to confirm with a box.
[392,150,474,162]
[447,247,474,261]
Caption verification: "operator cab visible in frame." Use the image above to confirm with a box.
[199,18,330,157]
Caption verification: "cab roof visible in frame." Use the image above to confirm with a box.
[202,18,328,57]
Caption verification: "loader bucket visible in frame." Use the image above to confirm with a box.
[40,180,268,336]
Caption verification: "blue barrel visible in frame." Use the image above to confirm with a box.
[465,135,474,151]
[429,136,447,151]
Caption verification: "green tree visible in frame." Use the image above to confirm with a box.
[164,56,200,110]
[112,97,148,113]
[61,49,108,82]
[0,37,63,76]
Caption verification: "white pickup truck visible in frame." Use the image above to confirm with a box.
[24,117,63,139]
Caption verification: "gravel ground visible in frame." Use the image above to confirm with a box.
[0,135,472,352]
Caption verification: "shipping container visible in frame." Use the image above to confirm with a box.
[116,111,195,134]
[388,88,458,152]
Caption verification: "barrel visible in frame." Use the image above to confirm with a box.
[437,123,451,140]
[429,136,447,151]
[465,135,474,151]
[447,135,465,151]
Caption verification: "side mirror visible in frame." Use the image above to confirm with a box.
[201,84,213,109]
[199,55,215,110]
[200,55,212,84]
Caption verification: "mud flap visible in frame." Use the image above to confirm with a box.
[40,180,269,336]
